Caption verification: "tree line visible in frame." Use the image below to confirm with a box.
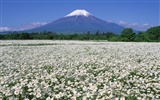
[0,26,159,42]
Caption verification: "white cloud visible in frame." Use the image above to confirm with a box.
[117,20,154,31]
[0,27,12,32]
[0,22,48,32]
[18,22,48,31]
[118,20,128,25]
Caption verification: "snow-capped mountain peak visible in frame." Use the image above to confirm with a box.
[27,9,126,34]
[65,9,92,17]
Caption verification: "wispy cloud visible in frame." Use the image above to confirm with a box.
[117,20,153,31]
[0,22,48,32]
[18,22,48,31]
[0,27,12,32]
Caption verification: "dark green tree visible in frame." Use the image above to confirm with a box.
[19,33,31,39]
[146,26,160,42]
[120,28,136,41]
[95,30,100,35]
[134,32,148,42]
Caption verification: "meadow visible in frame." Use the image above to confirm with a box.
[0,40,160,100]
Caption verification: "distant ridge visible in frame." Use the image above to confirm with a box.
[26,9,126,34]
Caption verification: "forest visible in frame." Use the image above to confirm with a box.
[0,26,159,42]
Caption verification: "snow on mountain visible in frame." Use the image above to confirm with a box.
[65,9,92,17]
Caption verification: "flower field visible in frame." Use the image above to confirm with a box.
[0,40,160,100]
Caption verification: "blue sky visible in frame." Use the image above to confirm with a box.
[0,0,159,32]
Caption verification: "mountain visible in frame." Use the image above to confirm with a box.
[26,9,125,34]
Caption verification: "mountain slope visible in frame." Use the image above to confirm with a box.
[27,9,125,34]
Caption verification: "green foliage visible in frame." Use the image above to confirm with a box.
[134,32,148,42]
[0,26,159,42]
[146,26,160,42]
[108,35,121,41]
[120,28,136,41]
[125,95,137,100]
[0,32,115,40]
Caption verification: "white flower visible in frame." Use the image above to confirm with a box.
[115,98,119,100]
[20,89,23,94]
[117,84,122,90]
[36,88,41,93]
[36,93,41,98]
[24,98,30,100]
[14,90,19,95]
[83,86,87,91]
[1,81,4,84]
[46,97,51,100]
[77,92,81,97]
[120,96,125,100]
[28,88,32,92]
[109,93,113,99]
[1,40,160,99]
[71,96,76,100]
[127,89,131,94]
[27,82,33,88]
[4,89,11,96]
[55,94,60,99]
[41,81,46,85]
[50,97,54,100]
[137,97,141,100]
[82,96,87,100]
